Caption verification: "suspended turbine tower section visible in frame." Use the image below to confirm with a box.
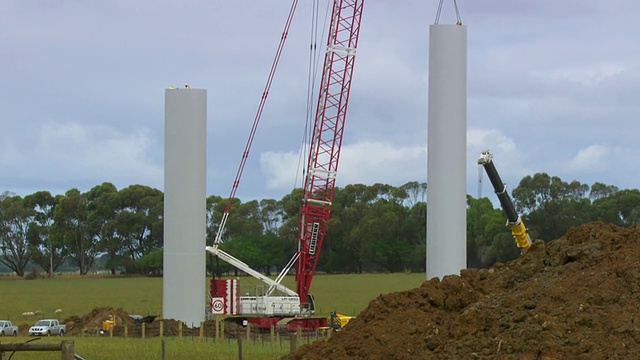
[426,0,467,280]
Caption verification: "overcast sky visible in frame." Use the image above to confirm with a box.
[2,1,639,203]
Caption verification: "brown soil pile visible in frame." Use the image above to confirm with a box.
[17,323,30,336]
[63,306,137,335]
[61,306,246,338]
[284,221,640,359]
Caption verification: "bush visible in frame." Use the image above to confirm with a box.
[24,267,39,280]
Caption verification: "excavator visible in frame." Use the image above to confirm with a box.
[477,150,532,251]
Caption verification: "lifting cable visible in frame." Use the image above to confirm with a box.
[213,0,300,246]
[296,0,331,189]
[435,0,462,25]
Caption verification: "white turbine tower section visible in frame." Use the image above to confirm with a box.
[163,88,206,326]
[426,24,467,280]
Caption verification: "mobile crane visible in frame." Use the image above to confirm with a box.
[206,0,364,332]
[477,150,532,251]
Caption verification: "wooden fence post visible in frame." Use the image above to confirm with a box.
[289,333,298,353]
[124,324,128,338]
[178,321,182,338]
[270,325,275,347]
[199,321,203,339]
[0,341,76,359]
[142,322,146,339]
[61,340,75,360]
[237,335,243,360]
[160,321,164,337]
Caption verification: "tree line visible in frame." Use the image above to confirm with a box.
[0,175,637,277]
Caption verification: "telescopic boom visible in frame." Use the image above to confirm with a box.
[478,150,532,251]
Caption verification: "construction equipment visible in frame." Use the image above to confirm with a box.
[477,150,532,251]
[207,0,364,333]
[99,315,115,335]
[328,311,355,331]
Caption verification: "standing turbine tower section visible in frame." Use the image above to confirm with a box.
[296,0,364,310]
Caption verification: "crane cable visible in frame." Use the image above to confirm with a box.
[435,0,462,25]
[213,0,300,247]
[295,0,331,189]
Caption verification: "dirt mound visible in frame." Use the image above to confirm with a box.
[17,323,30,336]
[63,306,137,335]
[284,221,640,359]
[62,306,248,338]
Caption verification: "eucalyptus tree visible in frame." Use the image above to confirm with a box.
[24,191,63,277]
[206,197,264,245]
[53,189,97,275]
[330,186,369,273]
[403,200,426,272]
[357,199,411,272]
[0,195,33,276]
[85,183,121,274]
[589,182,619,201]
[511,173,554,214]
[137,247,163,275]
[261,231,295,275]
[206,195,225,245]
[512,173,592,241]
[326,184,411,273]
[115,184,163,272]
[399,181,427,208]
[591,189,640,226]
[466,196,519,267]
[259,198,284,234]
[277,188,303,245]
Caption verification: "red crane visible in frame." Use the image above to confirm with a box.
[208,0,364,331]
[296,0,364,308]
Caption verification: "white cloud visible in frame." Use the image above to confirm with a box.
[467,128,516,153]
[465,127,533,198]
[260,151,301,191]
[568,144,610,172]
[339,141,426,186]
[260,140,426,192]
[534,63,630,86]
[0,120,162,194]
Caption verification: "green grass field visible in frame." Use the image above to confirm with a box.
[0,273,425,321]
[2,336,293,360]
[0,273,426,359]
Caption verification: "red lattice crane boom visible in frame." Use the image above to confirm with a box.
[208,2,364,331]
[296,0,364,307]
